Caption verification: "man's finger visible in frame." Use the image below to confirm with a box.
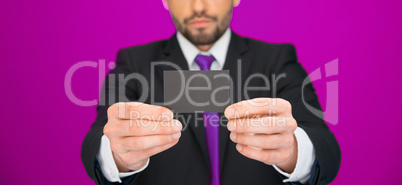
[104,119,182,137]
[235,144,288,165]
[108,102,174,121]
[230,133,290,149]
[120,140,179,166]
[224,98,292,119]
[113,133,181,153]
[227,116,293,134]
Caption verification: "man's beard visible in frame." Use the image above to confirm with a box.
[172,8,232,46]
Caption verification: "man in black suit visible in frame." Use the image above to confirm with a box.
[81,0,341,184]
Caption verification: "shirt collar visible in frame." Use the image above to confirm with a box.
[176,28,231,69]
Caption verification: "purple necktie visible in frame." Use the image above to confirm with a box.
[194,54,220,185]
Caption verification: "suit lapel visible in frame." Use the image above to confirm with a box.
[220,31,251,171]
[155,33,189,80]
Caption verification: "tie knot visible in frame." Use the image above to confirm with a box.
[194,54,216,71]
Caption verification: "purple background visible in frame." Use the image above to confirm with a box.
[1,0,401,184]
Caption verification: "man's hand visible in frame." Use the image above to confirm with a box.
[224,98,298,173]
[104,102,182,172]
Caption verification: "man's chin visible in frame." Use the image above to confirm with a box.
[189,35,215,45]
[183,29,219,45]
[188,27,214,35]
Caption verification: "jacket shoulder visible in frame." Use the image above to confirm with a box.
[119,38,169,56]
[242,36,296,54]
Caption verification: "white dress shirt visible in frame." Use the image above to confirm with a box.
[97,28,316,183]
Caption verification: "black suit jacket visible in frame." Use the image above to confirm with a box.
[81,31,341,185]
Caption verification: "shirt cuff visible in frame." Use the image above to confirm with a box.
[273,127,316,184]
[96,135,150,183]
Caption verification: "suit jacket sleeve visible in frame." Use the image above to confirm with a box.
[273,44,341,184]
[81,48,139,185]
